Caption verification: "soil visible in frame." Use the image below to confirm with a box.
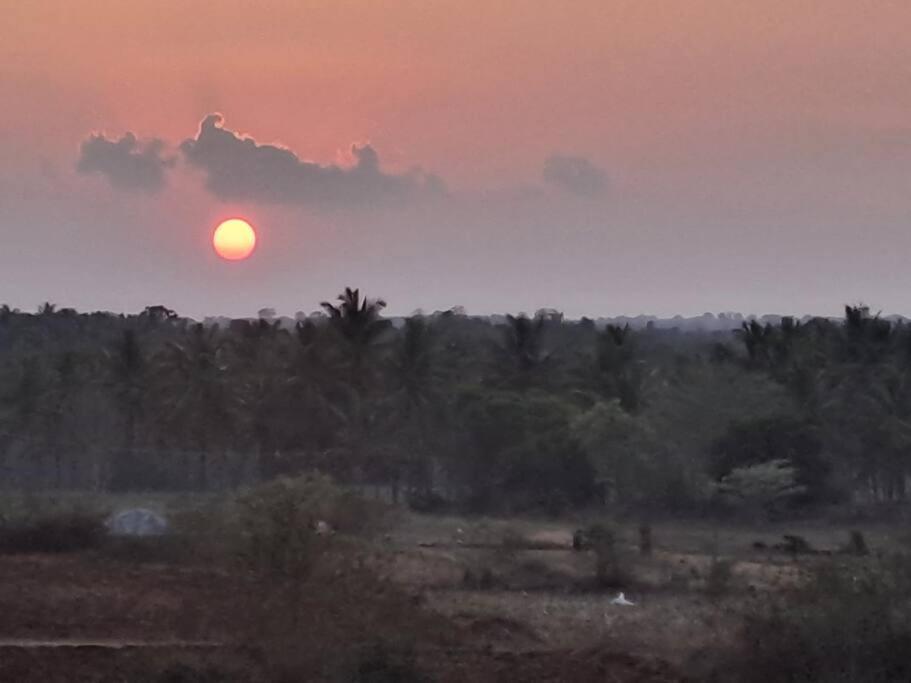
[0,552,688,682]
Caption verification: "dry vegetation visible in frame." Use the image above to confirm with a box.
[1,486,910,681]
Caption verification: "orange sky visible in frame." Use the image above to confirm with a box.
[6,1,908,184]
[2,1,911,317]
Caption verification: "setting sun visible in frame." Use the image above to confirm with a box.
[213,218,256,261]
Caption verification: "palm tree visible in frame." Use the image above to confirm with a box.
[0,305,19,325]
[385,316,445,498]
[593,324,645,413]
[320,287,390,388]
[388,317,439,409]
[274,320,348,477]
[842,305,893,365]
[154,323,238,489]
[139,305,178,326]
[736,320,775,369]
[493,313,552,390]
[0,356,49,488]
[104,329,146,490]
[44,350,84,487]
[319,288,392,486]
[227,317,294,479]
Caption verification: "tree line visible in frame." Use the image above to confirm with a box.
[0,295,909,515]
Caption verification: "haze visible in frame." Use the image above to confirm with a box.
[2,1,910,319]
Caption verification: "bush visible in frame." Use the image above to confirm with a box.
[100,535,190,564]
[705,556,734,598]
[845,530,869,556]
[462,565,497,590]
[0,509,107,554]
[227,476,443,682]
[709,415,834,507]
[231,473,386,578]
[239,564,445,682]
[587,522,629,588]
[638,524,653,557]
[500,528,532,550]
[729,553,911,682]
[147,661,244,683]
[715,459,807,522]
[407,490,449,514]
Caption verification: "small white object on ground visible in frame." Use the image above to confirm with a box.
[610,592,635,606]
[314,520,333,536]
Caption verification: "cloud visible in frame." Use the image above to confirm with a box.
[180,114,445,207]
[76,133,174,193]
[542,154,606,197]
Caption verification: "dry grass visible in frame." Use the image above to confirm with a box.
[380,509,911,675]
[426,589,741,666]
[3,494,908,681]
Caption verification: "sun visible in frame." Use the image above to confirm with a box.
[213,218,257,261]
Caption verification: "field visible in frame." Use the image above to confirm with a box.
[0,493,901,682]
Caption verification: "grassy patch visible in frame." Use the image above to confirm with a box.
[726,553,911,682]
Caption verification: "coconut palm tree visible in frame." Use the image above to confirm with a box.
[593,324,646,413]
[272,320,349,477]
[320,287,390,389]
[104,329,147,489]
[0,356,50,488]
[319,288,392,486]
[384,316,447,498]
[154,323,239,489]
[492,313,553,390]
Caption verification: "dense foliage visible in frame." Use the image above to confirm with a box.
[1,295,909,514]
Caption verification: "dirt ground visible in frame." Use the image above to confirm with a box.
[0,510,892,681]
[0,552,692,682]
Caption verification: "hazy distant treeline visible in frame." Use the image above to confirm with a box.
[0,296,908,515]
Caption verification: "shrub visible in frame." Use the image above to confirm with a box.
[708,415,834,506]
[407,490,448,514]
[0,509,107,554]
[239,564,445,683]
[587,522,629,588]
[100,534,192,564]
[705,556,734,598]
[638,524,653,557]
[845,530,869,556]
[231,473,386,578]
[462,565,497,590]
[702,532,735,598]
[500,528,531,550]
[228,476,443,682]
[715,459,807,522]
[147,661,244,683]
[729,553,911,682]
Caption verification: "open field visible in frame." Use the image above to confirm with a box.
[0,494,903,681]
[384,513,891,666]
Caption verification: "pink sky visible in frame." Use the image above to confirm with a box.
[2,1,910,318]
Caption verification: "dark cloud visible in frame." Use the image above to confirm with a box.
[180,114,445,207]
[76,133,174,192]
[542,154,606,197]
